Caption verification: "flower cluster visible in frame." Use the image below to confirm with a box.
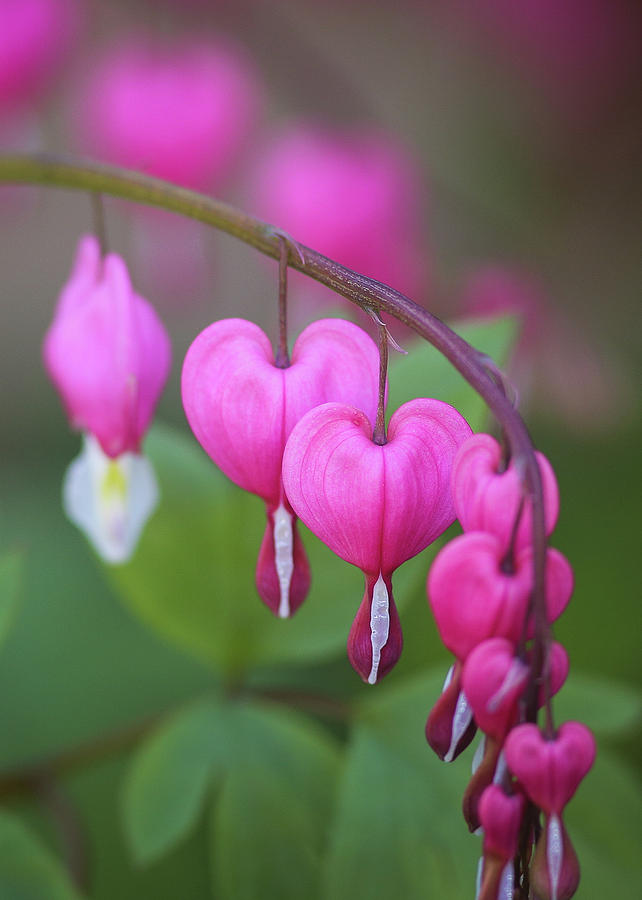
[43,233,594,899]
[425,432,595,898]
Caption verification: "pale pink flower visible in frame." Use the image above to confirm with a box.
[44,235,171,563]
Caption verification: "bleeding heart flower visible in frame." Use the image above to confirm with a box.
[282,398,471,682]
[531,813,581,900]
[43,235,171,563]
[452,432,559,554]
[503,721,596,815]
[425,661,477,762]
[462,637,569,739]
[72,35,261,191]
[428,531,573,661]
[181,317,380,618]
[476,785,526,900]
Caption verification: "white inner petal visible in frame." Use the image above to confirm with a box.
[273,502,294,619]
[474,857,483,900]
[547,813,563,900]
[368,572,390,684]
[63,433,159,564]
[442,663,455,692]
[493,750,508,785]
[499,860,514,900]
[472,735,487,774]
[444,689,473,762]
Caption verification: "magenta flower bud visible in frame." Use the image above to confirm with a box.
[0,0,80,116]
[452,433,559,554]
[503,722,596,816]
[425,662,477,762]
[73,35,261,191]
[428,532,573,660]
[479,784,525,862]
[44,236,171,459]
[463,638,569,740]
[43,235,171,563]
[182,317,380,618]
[283,399,471,682]
[531,813,580,900]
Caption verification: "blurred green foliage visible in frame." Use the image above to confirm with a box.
[0,315,639,898]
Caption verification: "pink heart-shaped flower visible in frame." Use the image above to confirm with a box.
[428,531,573,660]
[462,637,569,739]
[283,398,471,575]
[452,432,559,553]
[504,721,596,814]
[282,397,471,680]
[181,316,380,617]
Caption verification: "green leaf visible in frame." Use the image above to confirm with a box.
[0,550,23,648]
[388,315,518,430]
[211,700,341,900]
[554,671,641,737]
[122,696,229,864]
[565,750,642,900]
[0,810,82,900]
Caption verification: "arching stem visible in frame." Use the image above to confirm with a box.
[0,152,551,723]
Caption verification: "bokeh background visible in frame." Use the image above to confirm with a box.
[1,1,640,898]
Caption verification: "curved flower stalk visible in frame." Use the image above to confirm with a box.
[282,398,471,682]
[181,317,380,617]
[43,235,171,563]
[0,153,596,898]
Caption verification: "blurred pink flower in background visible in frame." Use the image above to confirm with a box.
[0,0,80,120]
[71,34,262,191]
[250,125,430,306]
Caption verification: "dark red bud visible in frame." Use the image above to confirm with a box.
[425,661,477,761]
[255,503,310,617]
[463,736,502,832]
[531,814,580,900]
[347,573,402,684]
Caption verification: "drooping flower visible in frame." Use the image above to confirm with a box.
[282,399,471,682]
[452,432,559,554]
[476,784,526,900]
[43,235,171,563]
[504,722,596,900]
[428,531,572,661]
[181,317,380,618]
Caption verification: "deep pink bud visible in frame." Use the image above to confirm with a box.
[531,813,580,900]
[0,0,80,116]
[463,638,569,740]
[452,433,559,553]
[73,36,261,191]
[503,722,596,815]
[425,662,477,762]
[283,399,471,681]
[44,235,171,459]
[182,317,380,617]
[479,784,525,861]
[428,532,572,660]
